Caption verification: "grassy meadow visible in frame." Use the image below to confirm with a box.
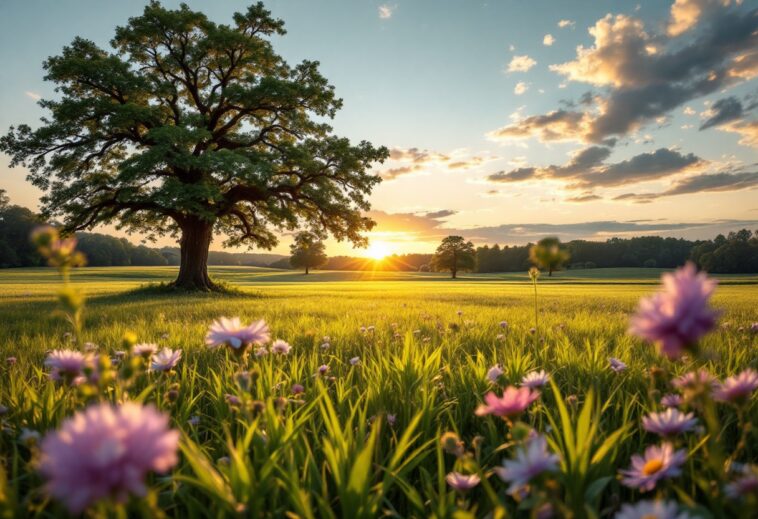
[0,266,757,517]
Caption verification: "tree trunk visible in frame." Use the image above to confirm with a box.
[305,266,309,275]
[451,268,457,279]
[174,219,216,291]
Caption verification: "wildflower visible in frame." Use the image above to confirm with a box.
[291,383,305,395]
[724,465,758,499]
[6,356,16,366]
[620,443,686,492]
[20,428,41,445]
[225,394,242,406]
[494,435,559,494]
[132,343,158,358]
[749,322,758,334]
[0,404,8,416]
[320,342,330,351]
[445,472,480,492]
[150,348,182,372]
[270,339,292,355]
[254,346,268,357]
[496,334,505,341]
[629,263,718,359]
[660,394,683,408]
[609,357,627,373]
[113,350,126,360]
[387,414,397,426]
[187,416,200,427]
[522,369,549,388]
[83,342,98,352]
[440,432,465,457]
[456,310,463,317]
[615,500,692,519]
[349,356,361,366]
[39,403,179,514]
[486,364,504,383]
[205,317,270,351]
[475,386,540,419]
[528,267,540,281]
[500,320,508,329]
[45,350,89,384]
[672,369,716,391]
[642,409,697,437]
[713,369,758,404]
[316,364,329,376]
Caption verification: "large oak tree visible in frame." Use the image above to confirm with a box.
[431,235,475,279]
[0,2,387,290]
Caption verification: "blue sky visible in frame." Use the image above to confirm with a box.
[1,1,757,255]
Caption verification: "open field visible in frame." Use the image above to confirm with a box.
[0,267,757,517]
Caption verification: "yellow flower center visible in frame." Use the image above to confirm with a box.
[642,458,664,476]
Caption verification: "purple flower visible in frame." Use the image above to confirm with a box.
[132,343,158,358]
[6,356,16,366]
[45,349,89,384]
[486,364,504,383]
[494,435,559,494]
[316,364,329,376]
[39,403,179,514]
[615,500,692,519]
[499,320,509,329]
[725,465,758,499]
[476,386,540,419]
[522,369,549,388]
[270,339,292,355]
[349,356,361,366]
[660,394,683,408]
[387,414,397,426]
[205,317,270,351]
[642,409,697,437]
[620,443,686,492]
[609,357,627,373]
[629,263,718,359]
[714,369,758,403]
[150,348,182,372]
[749,322,758,334]
[291,383,305,395]
[445,472,480,492]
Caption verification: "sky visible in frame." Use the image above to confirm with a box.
[1,0,757,257]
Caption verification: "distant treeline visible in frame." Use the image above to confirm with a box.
[0,203,285,268]
[2,200,757,273]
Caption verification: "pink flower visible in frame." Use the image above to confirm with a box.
[150,348,182,372]
[45,349,89,384]
[205,317,270,351]
[476,386,540,419]
[316,364,329,376]
[486,364,504,383]
[609,357,627,373]
[445,472,481,492]
[270,339,292,355]
[132,343,158,357]
[291,383,305,395]
[494,435,559,494]
[672,369,716,391]
[522,369,549,388]
[39,403,179,514]
[713,369,758,403]
[615,500,692,519]
[620,443,686,492]
[349,356,361,366]
[642,409,697,437]
[660,394,683,408]
[629,263,718,359]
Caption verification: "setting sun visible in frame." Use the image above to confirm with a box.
[366,241,392,260]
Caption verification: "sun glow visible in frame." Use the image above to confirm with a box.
[366,241,392,260]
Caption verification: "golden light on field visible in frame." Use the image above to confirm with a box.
[366,240,392,260]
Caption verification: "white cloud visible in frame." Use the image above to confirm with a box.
[378,4,394,19]
[683,106,696,115]
[25,91,41,100]
[514,82,529,95]
[558,19,575,29]
[543,34,555,46]
[509,44,516,52]
[507,55,537,73]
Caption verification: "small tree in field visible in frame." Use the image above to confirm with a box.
[529,237,570,276]
[431,236,475,279]
[289,231,326,274]
[0,2,387,291]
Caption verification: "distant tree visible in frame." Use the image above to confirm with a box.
[431,236,475,279]
[529,237,570,276]
[289,232,327,274]
[0,2,387,290]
